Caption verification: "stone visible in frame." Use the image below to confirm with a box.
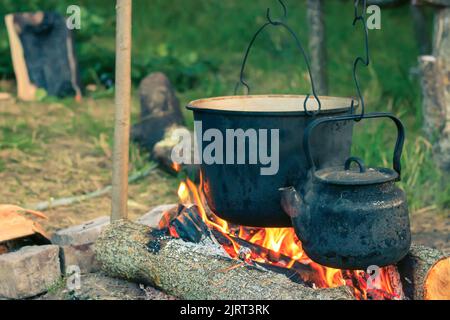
[136,204,177,229]
[51,216,110,274]
[59,244,100,274]
[51,216,110,246]
[0,245,61,299]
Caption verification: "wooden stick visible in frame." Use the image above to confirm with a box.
[29,164,157,212]
[95,220,355,300]
[112,0,133,221]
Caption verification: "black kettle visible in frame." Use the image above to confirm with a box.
[281,113,411,270]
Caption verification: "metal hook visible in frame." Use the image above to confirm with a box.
[351,0,369,121]
[353,0,366,20]
[266,0,287,24]
[235,0,322,114]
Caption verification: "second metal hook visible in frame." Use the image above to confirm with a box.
[266,0,287,24]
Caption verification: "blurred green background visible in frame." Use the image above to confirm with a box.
[0,0,448,212]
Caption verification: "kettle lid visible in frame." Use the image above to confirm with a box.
[314,157,399,186]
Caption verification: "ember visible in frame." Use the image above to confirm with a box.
[161,176,405,300]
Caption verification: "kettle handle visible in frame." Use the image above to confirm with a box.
[303,112,405,180]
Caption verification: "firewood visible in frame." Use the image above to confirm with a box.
[397,245,450,300]
[95,220,355,300]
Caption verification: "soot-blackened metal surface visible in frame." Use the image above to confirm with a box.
[290,182,411,270]
[194,109,354,227]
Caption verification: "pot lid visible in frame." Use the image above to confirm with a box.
[314,157,399,186]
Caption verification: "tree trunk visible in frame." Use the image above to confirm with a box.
[306,0,328,95]
[411,5,432,55]
[397,244,450,300]
[419,55,446,138]
[95,220,355,300]
[419,7,450,171]
[433,8,450,171]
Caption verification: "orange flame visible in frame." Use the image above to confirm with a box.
[174,175,401,300]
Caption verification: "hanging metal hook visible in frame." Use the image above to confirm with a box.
[351,0,370,121]
[235,0,322,115]
[266,0,287,24]
[353,0,366,20]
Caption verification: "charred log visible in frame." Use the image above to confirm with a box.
[95,220,355,300]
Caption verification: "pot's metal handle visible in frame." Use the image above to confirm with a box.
[234,0,322,116]
[303,112,405,180]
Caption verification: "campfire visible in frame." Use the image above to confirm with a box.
[158,175,404,301]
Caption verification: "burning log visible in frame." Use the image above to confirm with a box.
[95,220,355,300]
[398,245,450,300]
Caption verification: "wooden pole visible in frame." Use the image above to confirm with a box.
[112,0,132,221]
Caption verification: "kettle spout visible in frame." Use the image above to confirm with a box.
[279,187,303,219]
[279,186,310,244]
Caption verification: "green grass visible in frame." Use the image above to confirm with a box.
[0,122,42,152]
[0,1,447,212]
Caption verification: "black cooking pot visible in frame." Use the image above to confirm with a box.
[186,12,358,227]
[281,113,411,269]
[187,95,355,227]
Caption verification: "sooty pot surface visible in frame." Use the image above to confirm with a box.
[282,113,412,270]
[188,95,355,227]
[286,178,411,270]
